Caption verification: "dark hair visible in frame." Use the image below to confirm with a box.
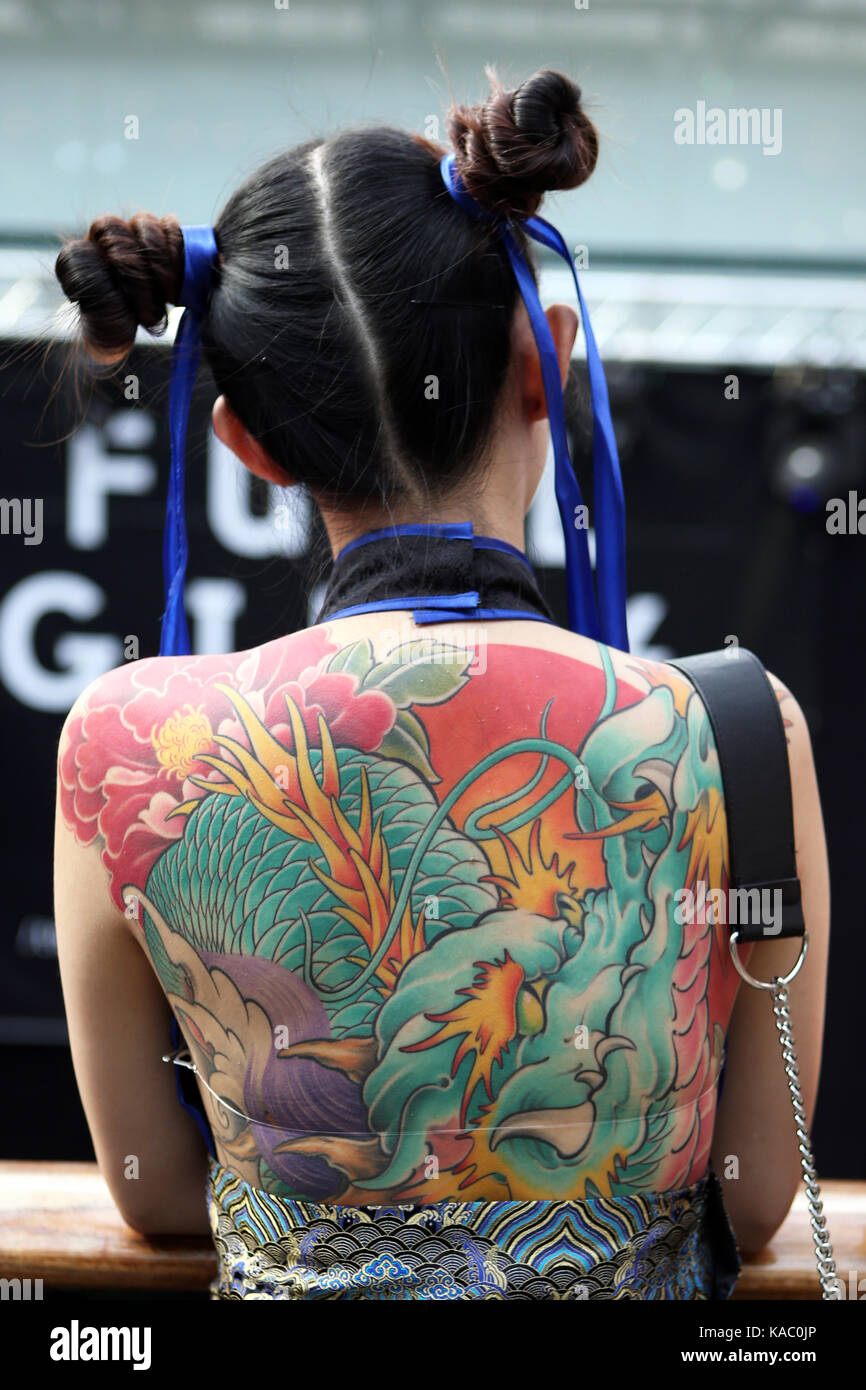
[55,66,599,510]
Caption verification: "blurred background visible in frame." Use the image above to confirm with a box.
[0,0,863,1175]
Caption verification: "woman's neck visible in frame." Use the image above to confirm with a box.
[317,491,530,564]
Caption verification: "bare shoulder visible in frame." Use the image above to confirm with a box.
[640,646,814,756]
[56,625,355,907]
[763,667,813,757]
[60,624,346,739]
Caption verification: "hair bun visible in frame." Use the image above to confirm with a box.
[55,212,184,363]
[447,66,599,222]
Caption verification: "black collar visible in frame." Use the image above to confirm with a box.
[315,523,555,625]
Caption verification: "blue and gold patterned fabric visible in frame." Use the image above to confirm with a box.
[206,1158,741,1300]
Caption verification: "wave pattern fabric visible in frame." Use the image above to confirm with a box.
[207,1158,741,1301]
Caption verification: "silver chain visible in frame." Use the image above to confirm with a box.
[770,978,841,1300]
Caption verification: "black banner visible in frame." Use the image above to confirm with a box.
[0,341,863,1178]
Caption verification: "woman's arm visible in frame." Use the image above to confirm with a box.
[54,733,211,1236]
[709,673,831,1255]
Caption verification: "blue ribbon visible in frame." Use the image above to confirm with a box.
[439,153,629,651]
[160,224,219,657]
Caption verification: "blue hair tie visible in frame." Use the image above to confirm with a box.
[160,224,219,656]
[440,152,629,652]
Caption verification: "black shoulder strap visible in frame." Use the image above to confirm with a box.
[665,648,805,943]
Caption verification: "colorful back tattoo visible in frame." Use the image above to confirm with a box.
[59,625,739,1205]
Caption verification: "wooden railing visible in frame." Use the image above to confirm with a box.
[0,1161,863,1298]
